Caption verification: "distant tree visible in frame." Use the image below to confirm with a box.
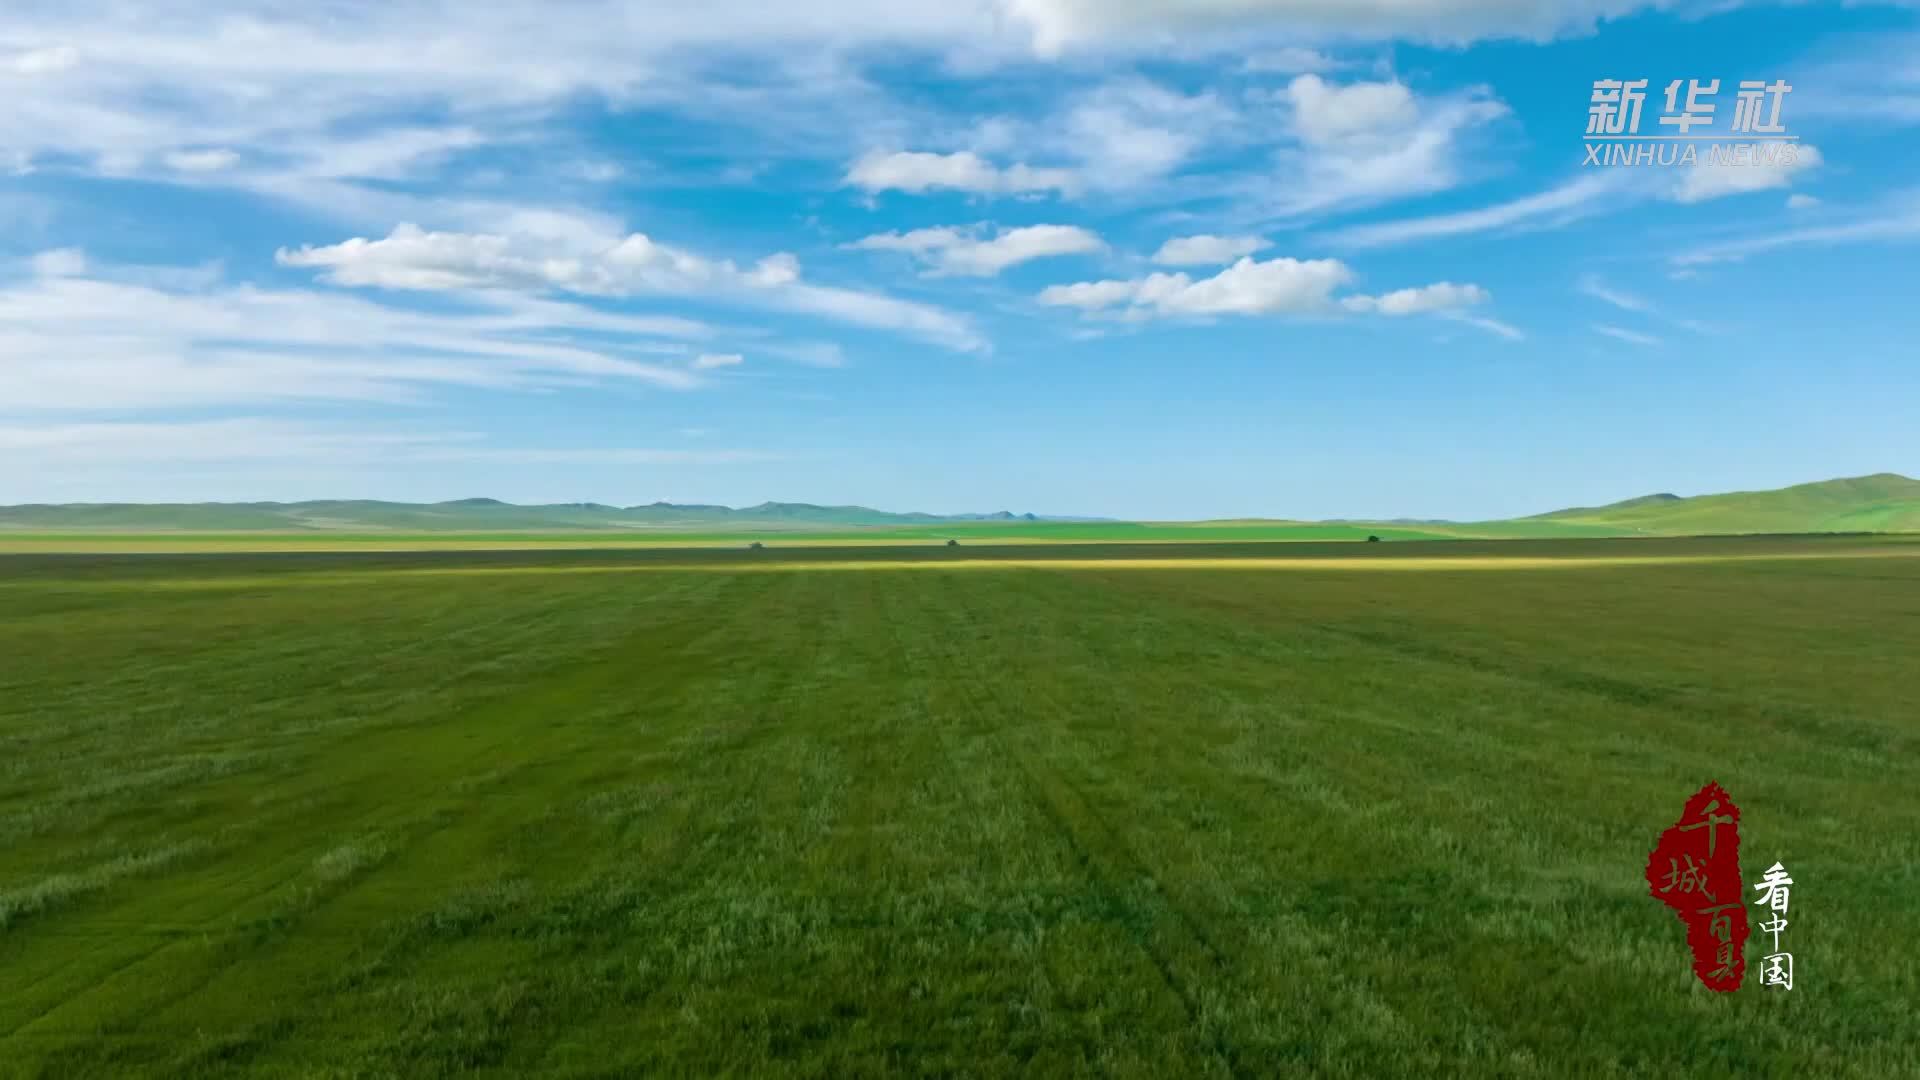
[947,539,960,547]
[749,541,765,550]
[1367,535,1382,543]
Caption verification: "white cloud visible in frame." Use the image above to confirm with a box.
[847,228,970,255]
[1040,252,1504,332]
[1327,172,1628,249]
[998,0,1679,56]
[0,11,957,228]
[428,446,780,465]
[162,148,240,172]
[1285,74,1418,143]
[1576,274,1712,336]
[1792,32,1920,130]
[766,280,987,352]
[571,160,624,183]
[1036,278,1147,311]
[0,420,776,468]
[1786,193,1821,210]
[851,223,1104,276]
[1255,74,1508,217]
[1038,254,1354,318]
[5,46,79,75]
[1,31,508,218]
[1671,191,1920,267]
[0,0,1720,116]
[280,127,488,183]
[1670,144,1822,204]
[0,420,466,465]
[1241,47,1340,74]
[0,4,1589,263]
[1152,234,1270,265]
[1324,142,1815,249]
[0,2,1742,230]
[280,224,587,292]
[1059,80,1233,189]
[0,254,733,412]
[692,353,745,369]
[1576,275,1651,314]
[844,150,1078,197]
[1441,312,1524,341]
[30,248,88,278]
[933,78,1238,200]
[277,222,983,351]
[1594,323,1661,347]
[1340,281,1488,316]
[745,252,801,287]
[761,342,848,368]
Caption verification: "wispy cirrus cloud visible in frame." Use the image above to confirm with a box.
[1575,273,1711,336]
[1326,172,1631,249]
[0,1,1792,236]
[0,419,780,468]
[1577,274,1652,314]
[1594,323,1661,347]
[277,220,985,351]
[0,249,732,412]
[1670,190,1920,267]
[1441,312,1524,341]
[1252,74,1509,218]
[1055,79,1237,190]
[876,77,1242,203]
[1792,31,1920,129]
[1330,142,1823,251]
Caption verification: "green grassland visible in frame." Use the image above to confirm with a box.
[0,519,1633,553]
[1532,472,1920,535]
[3,535,1918,1077]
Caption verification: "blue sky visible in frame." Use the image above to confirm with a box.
[3,1,1917,520]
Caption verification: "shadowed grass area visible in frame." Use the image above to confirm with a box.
[1,536,1917,1076]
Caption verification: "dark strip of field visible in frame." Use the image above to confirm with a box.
[4,532,1911,579]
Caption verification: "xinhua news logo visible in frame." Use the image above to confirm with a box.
[1584,79,1799,167]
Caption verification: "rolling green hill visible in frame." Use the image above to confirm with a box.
[1,473,1916,539]
[1528,472,1920,535]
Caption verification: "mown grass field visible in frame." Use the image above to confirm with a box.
[2,536,1917,1077]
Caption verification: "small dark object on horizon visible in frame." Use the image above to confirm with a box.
[749,541,765,550]
[947,539,960,547]
[1367,535,1382,543]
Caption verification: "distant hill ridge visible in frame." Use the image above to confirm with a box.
[1,473,1915,536]
[0,498,1084,533]
[1528,473,1920,535]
